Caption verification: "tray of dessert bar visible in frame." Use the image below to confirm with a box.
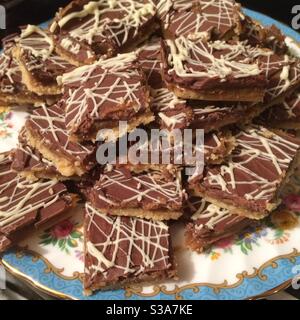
[1,0,300,300]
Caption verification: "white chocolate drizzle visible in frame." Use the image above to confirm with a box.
[165,37,269,80]
[161,0,240,38]
[17,25,72,74]
[264,55,300,102]
[151,87,188,130]
[203,126,300,202]
[50,0,156,49]
[0,43,30,95]
[28,104,94,162]
[60,53,147,134]
[93,168,183,210]
[136,38,162,84]
[0,156,67,228]
[85,202,171,279]
[186,196,243,231]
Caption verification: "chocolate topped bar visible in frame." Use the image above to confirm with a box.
[87,167,184,220]
[151,87,193,130]
[50,0,158,66]
[25,103,96,177]
[258,91,300,129]
[11,129,61,181]
[13,25,74,96]
[161,37,271,102]
[189,101,258,132]
[190,126,300,219]
[0,36,44,106]
[263,54,300,105]
[59,52,154,141]
[240,15,288,55]
[158,0,242,40]
[204,131,236,164]
[84,202,176,294]
[0,154,75,253]
[116,128,233,174]
[151,87,259,136]
[137,37,163,88]
[184,196,253,252]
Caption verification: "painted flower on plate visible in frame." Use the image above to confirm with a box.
[235,226,267,255]
[39,219,83,254]
[51,220,74,239]
[0,111,13,139]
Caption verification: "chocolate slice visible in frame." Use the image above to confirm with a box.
[161,37,270,102]
[151,87,193,130]
[159,0,242,40]
[59,52,154,142]
[13,25,74,96]
[263,54,300,105]
[84,202,176,294]
[50,0,158,66]
[190,126,300,219]
[11,128,62,181]
[184,196,254,253]
[137,37,163,88]
[0,35,45,106]
[0,154,75,253]
[188,101,257,132]
[258,91,300,129]
[204,131,236,164]
[240,15,288,55]
[87,167,184,220]
[25,103,96,177]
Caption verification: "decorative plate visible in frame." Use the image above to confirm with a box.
[1,8,300,300]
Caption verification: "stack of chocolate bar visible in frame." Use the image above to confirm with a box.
[1,0,300,296]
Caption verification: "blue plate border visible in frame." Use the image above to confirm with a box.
[2,248,300,300]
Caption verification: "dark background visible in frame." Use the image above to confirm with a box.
[0,0,299,40]
[239,0,299,26]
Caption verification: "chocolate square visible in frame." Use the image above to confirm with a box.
[84,202,176,294]
[60,53,153,141]
[0,154,75,253]
[87,167,184,220]
[25,104,96,177]
[50,0,158,66]
[13,25,74,96]
[190,126,300,219]
[184,196,254,252]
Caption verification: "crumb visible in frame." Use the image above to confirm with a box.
[271,209,299,230]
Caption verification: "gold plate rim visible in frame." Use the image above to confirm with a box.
[0,257,295,300]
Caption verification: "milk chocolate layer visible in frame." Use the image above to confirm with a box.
[190,126,300,219]
[0,154,74,253]
[11,129,61,180]
[161,37,270,101]
[60,53,152,141]
[137,37,163,89]
[87,167,184,212]
[25,103,96,177]
[189,101,257,132]
[50,0,158,65]
[258,91,300,129]
[84,202,175,293]
[151,87,192,130]
[159,0,242,40]
[184,196,254,252]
